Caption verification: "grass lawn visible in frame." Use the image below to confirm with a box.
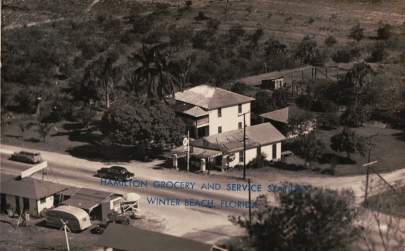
[367,186,405,218]
[282,125,405,176]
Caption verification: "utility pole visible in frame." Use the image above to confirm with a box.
[187,130,190,172]
[238,113,248,180]
[248,178,252,237]
[363,134,378,207]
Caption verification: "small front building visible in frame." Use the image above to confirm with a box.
[0,175,68,217]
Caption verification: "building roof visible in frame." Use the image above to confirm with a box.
[238,66,313,86]
[0,176,68,200]
[192,123,285,153]
[175,85,254,110]
[98,224,212,251]
[260,105,312,124]
[181,106,208,117]
[62,188,115,211]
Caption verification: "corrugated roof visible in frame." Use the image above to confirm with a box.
[175,85,254,110]
[62,188,113,211]
[98,224,211,251]
[0,177,68,199]
[192,123,285,153]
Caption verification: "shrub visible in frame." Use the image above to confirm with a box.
[228,24,245,44]
[349,24,364,41]
[377,23,392,40]
[317,112,340,129]
[247,153,267,169]
[295,95,313,110]
[324,35,337,47]
[332,47,360,63]
[207,18,220,31]
[366,42,385,62]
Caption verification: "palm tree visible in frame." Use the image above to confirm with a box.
[82,53,121,109]
[126,44,190,102]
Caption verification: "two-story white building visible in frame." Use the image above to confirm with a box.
[172,85,286,171]
[174,85,255,138]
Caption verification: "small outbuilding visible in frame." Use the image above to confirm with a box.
[260,105,316,138]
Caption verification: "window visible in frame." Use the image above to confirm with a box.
[238,104,242,113]
[239,151,244,162]
[238,122,243,129]
[40,197,46,204]
[218,108,222,117]
[218,126,222,133]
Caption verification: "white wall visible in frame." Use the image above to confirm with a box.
[4,194,54,217]
[276,142,282,160]
[227,148,257,167]
[261,144,273,161]
[261,142,282,161]
[36,196,54,216]
[208,103,251,136]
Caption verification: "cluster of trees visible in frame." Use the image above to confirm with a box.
[294,62,405,128]
[230,185,359,251]
[289,127,366,168]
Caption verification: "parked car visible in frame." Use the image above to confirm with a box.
[10,151,42,164]
[97,166,134,181]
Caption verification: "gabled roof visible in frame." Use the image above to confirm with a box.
[0,176,68,200]
[175,85,254,110]
[192,123,286,153]
[98,224,211,251]
[260,105,312,124]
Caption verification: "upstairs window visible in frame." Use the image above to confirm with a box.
[218,108,222,117]
[238,104,242,113]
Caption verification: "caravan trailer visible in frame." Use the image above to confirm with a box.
[45,205,91,232]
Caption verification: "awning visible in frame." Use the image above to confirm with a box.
[191,147,222,158]
[171,146,222,159]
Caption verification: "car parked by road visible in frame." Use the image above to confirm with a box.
[96,166,134,181]
[10,151,43,164]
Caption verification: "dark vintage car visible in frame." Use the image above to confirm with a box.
[97,166,134,181]
[10,151,43,164]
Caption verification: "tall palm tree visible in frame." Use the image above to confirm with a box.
[82,53,121,109]
[127,44,190,102]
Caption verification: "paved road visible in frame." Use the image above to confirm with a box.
[1,144,404,247]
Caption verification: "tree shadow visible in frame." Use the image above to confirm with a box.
[319,153,355,165]
[66,144,136,162]
[392,131,405,142]
[25,137,40,143]
[267,161,306,171]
